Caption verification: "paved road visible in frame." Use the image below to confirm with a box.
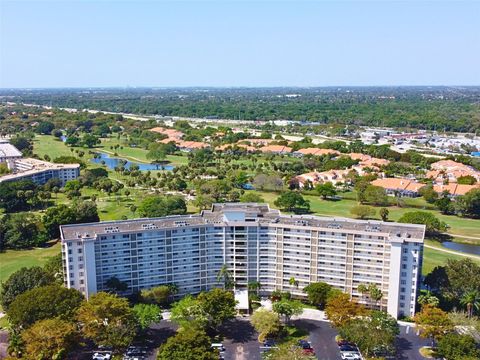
[54,317,428,360]
[294,319,342,360]
[396,324,430,360]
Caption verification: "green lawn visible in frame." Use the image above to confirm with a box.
[33,135,77,159]
[422,240,480,275]
[253,191,480,241]
[0,243,61,284]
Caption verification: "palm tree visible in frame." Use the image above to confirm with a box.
[357,284,370,307]
[368,284,383,310]
[289,277,299,290]
[216,264,234,290]
[460,290,480,318]
[248,281,262,294]
[417,290,440,308]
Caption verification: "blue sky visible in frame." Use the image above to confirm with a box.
[1,0,479,88]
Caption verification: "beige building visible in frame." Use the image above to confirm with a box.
[61,203,425,318]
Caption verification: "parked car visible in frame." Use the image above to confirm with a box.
[92,352,112,360]
[340,353,361,360]
[337,340,355,347]
[339,344,358,353]
[263,339,277,348]
[298,339,312,349]
[211,343,226,353]
[123,346,147,360]
[302,347,316,356]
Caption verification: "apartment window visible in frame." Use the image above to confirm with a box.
[401,272,407,277]
[401,280,406,285]
[402,264,407,269]
[401,287,406,293]
[78,256,83,261]
[78,249,83,254]
[403,248,408,254]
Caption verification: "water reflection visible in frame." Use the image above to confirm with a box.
[90,152,174,171]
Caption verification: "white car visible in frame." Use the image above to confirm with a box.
[92,352,112,360]
[340,352,362,360]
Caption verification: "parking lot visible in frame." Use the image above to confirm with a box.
[77,316,429,360]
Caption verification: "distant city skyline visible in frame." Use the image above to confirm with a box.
[1,1,479,88]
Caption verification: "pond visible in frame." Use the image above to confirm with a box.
[90,152,174,171]
[442,241,480,256]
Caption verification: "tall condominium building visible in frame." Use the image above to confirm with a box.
[60,203,425,318]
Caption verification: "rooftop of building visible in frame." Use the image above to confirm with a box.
[0,142,23,158]
[60,203,425,243]
[0,157,80,182]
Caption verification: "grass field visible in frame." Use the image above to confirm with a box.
[422,240,480,274]
[0,243,61,284]
[253,191,480,240]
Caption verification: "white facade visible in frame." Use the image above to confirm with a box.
[0,158,80,186]
[60,204,425,318]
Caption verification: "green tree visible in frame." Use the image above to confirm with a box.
[363,185,389,206]
[216,264,234,290]
[76,292,138,350]
[105,276,129,292]
[398,211,447,235]
[156,327,217,360]
[460,290,480,318]
[315,182,337,200]
[437,333,480,360]
[379,207,389,222]
[325,292,367,328]
[350,205,375,219]
[417,290,440,308]
[457,175,477,185]
[302,282,332,309]
[170,295,208,330]
[132,303,162,331]
[82,134,100,148]
[240,192,265,203]
[419,185,439,204]
[43,253,64,283]
[197,288,237,331]
[1,213,44,249]
[147,143,168,162]
[250,309,282,342]
[414,305,453,346]
[456,188,480,218]
[138,195,187,217]
[272,299,303,324]
[37,121,55,135]
[445,258,480,299]
[7,285,84,329]
[141,285,174,307]
[21,318,79,360]
[0,266,54,310]
[339,310,399,357]
[274,191,310,213]
[265,343,315,359]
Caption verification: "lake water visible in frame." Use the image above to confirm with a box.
[442,241,480,256]
[90,153,174,171]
